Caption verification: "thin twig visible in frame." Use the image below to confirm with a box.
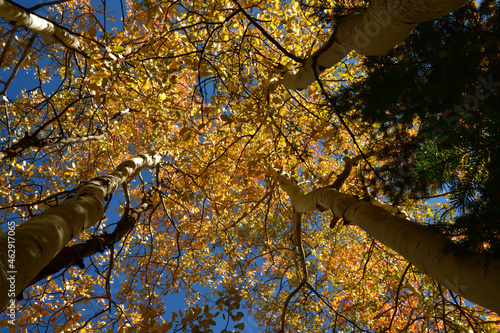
[279,210,308,332]
[310,58,385,183]
[28,0,72,11]
[232,0,304,64]
[387,263,411,331]
[1,34,36,95]
[0,27,17,68]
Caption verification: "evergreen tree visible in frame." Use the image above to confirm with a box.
[333,0,500,254]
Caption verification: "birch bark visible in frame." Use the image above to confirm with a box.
[0,0,85,54]
[281,0,470,90]
[0,153,161,310]
[274,173,500,314]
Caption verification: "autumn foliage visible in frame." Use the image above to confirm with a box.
[0,0,499,332]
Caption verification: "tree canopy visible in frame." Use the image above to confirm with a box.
[334,0,500,255]
[0,0,499,332]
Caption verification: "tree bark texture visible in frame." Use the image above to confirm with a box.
[281,0,471,90]
[0,153,161,310]
[274,173,500,314]
[0,0,85,53]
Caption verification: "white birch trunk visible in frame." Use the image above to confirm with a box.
[275,174,500,314]
[0,153,161,310]
[282,0,470,90]
[0,0,85,53]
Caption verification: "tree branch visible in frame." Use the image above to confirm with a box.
[28,0,72,11]
[231,0,304,64]
[270,170,500,313]
[0,133,106,161]
[0,0,87,55]
[29,192,153,287]
[0,34,36,96]
[279,210,308,333]
[0,108,130,160]
[280,0,470,90]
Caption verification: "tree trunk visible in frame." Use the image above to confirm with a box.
[274,173,500,314]
[281,0,470,90]
[0,0,85,54]
[0,153,161,310]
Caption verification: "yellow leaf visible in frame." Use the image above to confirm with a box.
[113,45,125,53]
